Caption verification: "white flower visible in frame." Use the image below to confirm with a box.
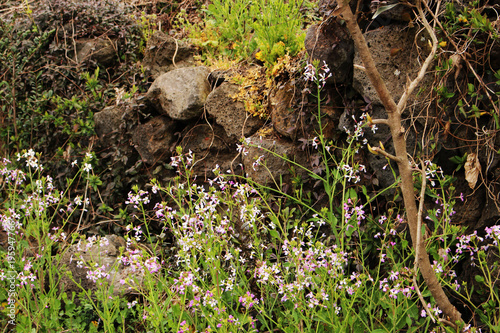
[252,155,265,171]
[394,69,401,77]
[74,196,83,206]
[237,143,249,156]
[312,137,319,149]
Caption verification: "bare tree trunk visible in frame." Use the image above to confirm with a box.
[337,0,463,325]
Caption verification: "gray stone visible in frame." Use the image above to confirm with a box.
[180,123,233,153]
[304,17,354,84]
[241,134,308,186]
[94,105,126,138]
[60,235,143,296]
[270,80,298,139]
[147,66,211,120]
[205,82,265,139]
[179,123,242,180]
[132,116,176,164]
[75,38,117,65]
[352,24,432,106]
[143,31,195,79]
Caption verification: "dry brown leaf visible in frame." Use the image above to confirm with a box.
[464,153,481,189]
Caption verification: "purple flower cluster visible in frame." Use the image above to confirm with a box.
[238,291,259,309]
[420,303,442,317]
[1,157,26,186]
[72,233,164,288]
[253,240,363,310]
[153,160,262,265]
[86,263,110,284]
[1,156,69,234]
[453,230,484,264]
[378,267,415,300]
[485,225,500,245]
[8,257,38,288]
[181,287,256,332]
[117,248,162,276]
[343,198,366,226]
[452,226,500,272]
[1,208,22,233]
[174,271,199,295]
[125,189,150,209]
[423,160,444,187]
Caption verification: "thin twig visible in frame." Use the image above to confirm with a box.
[422,0,499,115]
[172,37,179,68]
[396,0,438,115]
[370,146,401,162]
[413,161,436,322]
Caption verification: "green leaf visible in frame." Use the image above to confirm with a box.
[153,165,162,175]
[408,303,419,320]
[347,187,358,201]
[310,172,323,181]
[475,307,489,323]
[488,299,497,308]
[468,83,475,94]
[89,175,102,191]
[346,225,355,237]
[362,185,368,200]
[372,4,400,19]
[475,275,485,283]
[449,154,466,165]
[269,229,280,239]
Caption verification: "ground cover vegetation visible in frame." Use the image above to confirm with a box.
[1,0,500,332]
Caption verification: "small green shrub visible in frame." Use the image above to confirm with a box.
[179,0,313,68]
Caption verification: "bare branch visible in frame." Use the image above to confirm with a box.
[396,0,438,114]
[369,146,401,162]
[370,118,390,126]
[337,0,463,325]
